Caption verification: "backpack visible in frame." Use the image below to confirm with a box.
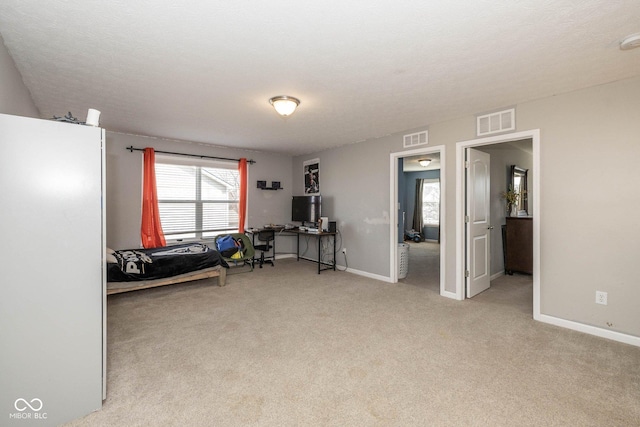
[216,235,238,258]
[230,238,245,259]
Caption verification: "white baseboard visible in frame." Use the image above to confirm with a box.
[490,271,504,281]
[273,255,381,279]
[335,265,393,283]
[537,314,640,347]
[440,289,459,300]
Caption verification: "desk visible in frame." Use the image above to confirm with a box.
[290,229,336,274]
[247,228,336,274]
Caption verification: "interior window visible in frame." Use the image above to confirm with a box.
[421,179,440,225]
[155,156,240,240]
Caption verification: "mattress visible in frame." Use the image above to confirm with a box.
[106,243,228,282]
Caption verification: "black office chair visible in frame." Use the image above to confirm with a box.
[254,229,275,268]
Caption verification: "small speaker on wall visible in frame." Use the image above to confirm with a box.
[257,180,267,189]
[329,221,337,233]
[271,181,281,189]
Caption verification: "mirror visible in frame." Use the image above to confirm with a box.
[510,165,528,215]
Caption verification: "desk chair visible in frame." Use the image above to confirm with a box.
[254,229,275,267]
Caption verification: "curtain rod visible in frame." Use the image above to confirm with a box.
[126,146,255,164]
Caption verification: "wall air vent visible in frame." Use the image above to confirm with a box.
[476,108,515,136]
[403,130,428,148]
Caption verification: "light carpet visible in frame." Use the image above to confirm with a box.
[66,259,639,426]
[399,241,440,293]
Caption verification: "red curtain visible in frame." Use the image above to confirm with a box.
[238,158,248,233]
[141,148,166,248]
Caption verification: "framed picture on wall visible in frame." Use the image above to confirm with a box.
[303,158,320,194]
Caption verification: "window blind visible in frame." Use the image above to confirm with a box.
[155,156,240,240]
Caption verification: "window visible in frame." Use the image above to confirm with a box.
[155,155,240,240]
[422,179,440,225]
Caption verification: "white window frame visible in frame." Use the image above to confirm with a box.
[422,178,440,226]
[155,154,240,241]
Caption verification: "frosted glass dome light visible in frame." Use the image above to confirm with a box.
[269,96,300,117]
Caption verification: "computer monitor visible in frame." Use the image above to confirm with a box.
[291,195,321,224]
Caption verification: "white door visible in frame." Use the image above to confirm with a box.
[466,148,491,297]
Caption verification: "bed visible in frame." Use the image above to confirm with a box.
[106,243,229,295]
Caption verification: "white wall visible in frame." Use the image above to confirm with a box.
[0,33,39,117]
[293,137,397,278]
[105,131,294,251]
[295,76,640,339]
[518,76,640,337]
[477,142,533,276]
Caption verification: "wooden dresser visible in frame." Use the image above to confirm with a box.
[504,217,533,275]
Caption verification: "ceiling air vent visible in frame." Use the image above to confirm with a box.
[403,130,428,148]
[476,108,515,136]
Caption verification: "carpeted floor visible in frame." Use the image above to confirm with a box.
[66,259,640,426]
[399,241,440,293]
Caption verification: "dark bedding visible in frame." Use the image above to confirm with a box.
[107,243,229,282]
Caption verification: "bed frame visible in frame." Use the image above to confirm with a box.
[107,266,226,295]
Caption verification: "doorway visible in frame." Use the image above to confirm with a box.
[455,130,541,319]
[389,146,445,295]
[399,240,440,292]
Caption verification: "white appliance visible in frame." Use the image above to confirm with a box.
[0,113,106,425]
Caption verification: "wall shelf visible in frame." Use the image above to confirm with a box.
[257,180,282,190]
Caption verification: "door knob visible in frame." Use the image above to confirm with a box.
[488,226,494,230]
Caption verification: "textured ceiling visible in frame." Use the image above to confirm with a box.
[1,1,639,155]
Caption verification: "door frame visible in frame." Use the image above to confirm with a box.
[455,130,541,318]
[389,145,446,296]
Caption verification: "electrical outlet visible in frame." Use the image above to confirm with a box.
[595,291,608,305]
[342,248,347,254]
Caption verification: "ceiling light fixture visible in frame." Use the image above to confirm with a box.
[418,159,431,167]
[269,96,300,117]
[620,33,640,50]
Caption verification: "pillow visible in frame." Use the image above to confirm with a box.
[106,253,117,263]
[106,247,115,255]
